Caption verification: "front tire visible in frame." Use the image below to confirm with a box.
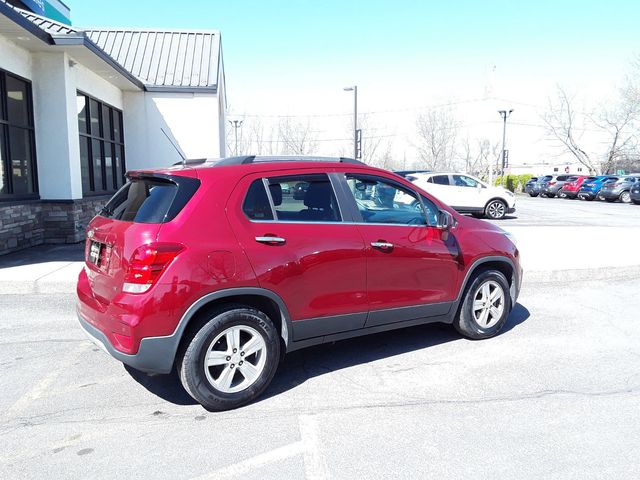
[484,199,507,219]
[454,270,511,340]
[179,305,280,411]
[529,192,538,197]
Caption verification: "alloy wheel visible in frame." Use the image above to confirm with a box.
[620,191,631,203]
[204,325,267,393]
[486,201,506,219]
[472,280,505,329]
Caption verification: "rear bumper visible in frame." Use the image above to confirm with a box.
[600,190,622,200]
[78,309,177,374]
[577,190,597,199]
[561,190,578,198]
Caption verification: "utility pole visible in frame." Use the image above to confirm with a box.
[228,119,243,155]
[344,85,359,159]
[498,109,513,187]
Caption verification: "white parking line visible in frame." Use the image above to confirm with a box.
[299,414,329,480]
[192,441,306,480]
[2,342,88,421]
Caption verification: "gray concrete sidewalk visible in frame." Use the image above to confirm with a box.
[0,243,84,294]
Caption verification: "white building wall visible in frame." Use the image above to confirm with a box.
[124,91,222,170]
[0,35,32,80]
[73,61,124,110]
[31,51,83,199]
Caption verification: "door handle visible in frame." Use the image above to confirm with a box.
[371,241,393,250]
[255,236,286,245]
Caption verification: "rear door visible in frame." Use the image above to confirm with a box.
[340,173,460,327]
[226,171,368,340]
[424,174,453,205]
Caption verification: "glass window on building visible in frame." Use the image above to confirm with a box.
[77,92,126,196]
[0,70,38,199]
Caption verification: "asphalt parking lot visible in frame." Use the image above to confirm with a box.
[1,196,639,479]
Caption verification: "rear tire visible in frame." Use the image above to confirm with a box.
[179,304,280,411]
[620,191,631,203]
[529,193,538,197]
[454,270,511,340]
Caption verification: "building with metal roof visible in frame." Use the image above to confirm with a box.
[0,0,227,254]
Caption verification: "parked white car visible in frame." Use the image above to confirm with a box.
[405,172,516,220]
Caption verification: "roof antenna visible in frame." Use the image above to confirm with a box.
[161,128,187,165]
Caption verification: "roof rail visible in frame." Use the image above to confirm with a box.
[213,155,365,166]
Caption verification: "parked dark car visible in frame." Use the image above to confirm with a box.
[630,182,640,205]
[77,155,522,411]
[292,181,309,200]
[524,177,539,196]
[599,176,640,203]
[527,176,554,197]
[559,175,592,199]
[577,176,618,201]
[542,175,573,198]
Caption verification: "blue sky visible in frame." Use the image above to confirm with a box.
[68,1,640,162]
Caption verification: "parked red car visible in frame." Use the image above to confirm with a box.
[560,175,592,199]
[77,156,522,410]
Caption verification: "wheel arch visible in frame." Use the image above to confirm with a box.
[453,256,518,314]
[171,288,293,370]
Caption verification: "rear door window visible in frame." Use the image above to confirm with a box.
[429,175,450,185]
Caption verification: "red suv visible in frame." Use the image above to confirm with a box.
[77,156,522,410]
[559,175,591,199]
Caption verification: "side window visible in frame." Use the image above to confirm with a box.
[431,175,450,185]
[268,174,341,222]
[452,175,478,187]
[242,180,274,220]
[346,175,427,226]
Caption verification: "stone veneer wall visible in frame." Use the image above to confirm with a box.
[0,196,110,255]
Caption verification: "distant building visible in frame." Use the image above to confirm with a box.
[0,0,226,254]
[507,162,590,176]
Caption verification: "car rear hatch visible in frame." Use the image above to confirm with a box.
[83,171,200,306]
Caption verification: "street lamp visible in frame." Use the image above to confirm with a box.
[228,119,243,156]
[343,86,358,159]
[497,109,513,187]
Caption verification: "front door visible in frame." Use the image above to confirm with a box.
[227,171,368,341]
[341,173,461,327]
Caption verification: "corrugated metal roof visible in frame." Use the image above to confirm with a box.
[4,2,220,91]
[84,29,220,90]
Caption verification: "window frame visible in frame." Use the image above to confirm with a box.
[342,173,432,227]
[77,91,126,197]
[0,68,38,201]
[241,172,344,224]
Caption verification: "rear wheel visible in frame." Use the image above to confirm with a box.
[484,199,507,219]
[529,192,538,197]
[179,305,280,411]
[454,270,511,339]
[620,191,631,203]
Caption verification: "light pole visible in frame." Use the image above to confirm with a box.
[343,86,358,159]
[498,109,513,187]
[228,119,243,155]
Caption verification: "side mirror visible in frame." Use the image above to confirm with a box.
[437,210,454,230]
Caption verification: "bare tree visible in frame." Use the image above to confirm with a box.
[592,102,639,174]
[415,107,460,171]
[459,137,501,179]
[278,118,318,155]
[542,86,599,173]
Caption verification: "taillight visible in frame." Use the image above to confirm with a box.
[123,243,184,294]
[548,181,556,186]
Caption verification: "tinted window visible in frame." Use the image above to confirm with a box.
[431,175,450,185]
[452,175,479,187]
[557,175,570,181]
[243,180,274,220]
[101,177,198,223]
[268,174,341,222]
[346,175,427,225]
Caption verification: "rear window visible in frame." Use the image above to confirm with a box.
[557,175,570,181]
[100,176,199,223]
[567,176,579,181]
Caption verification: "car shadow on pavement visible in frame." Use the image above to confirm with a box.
[123,303,530,407]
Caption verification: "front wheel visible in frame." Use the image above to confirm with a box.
[454,270,511,340]
[484,199,507,219]
[529,192,538,197]
[179,305,281,411]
